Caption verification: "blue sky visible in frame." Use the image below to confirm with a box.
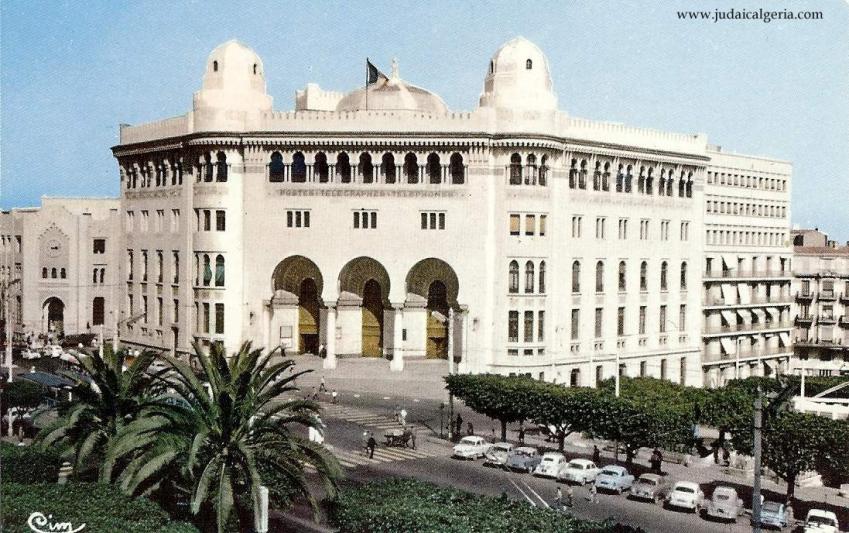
[2,0,847,240]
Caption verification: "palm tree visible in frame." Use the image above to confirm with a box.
[36,347,160,480]
[107,342,341,533]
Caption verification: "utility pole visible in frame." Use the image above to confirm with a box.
[752,389,763,533]
[614,350,620,463]
[1,274,21,383]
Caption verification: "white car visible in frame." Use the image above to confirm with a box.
[594,464,635,493]
[558,458,600,484]
[533,452,567,478]
[452,436,491,460]
[22,349,42,360]
[804,509,840,533]
[665,481,704,512]
[483,442,513,467]
[43,345,64,358]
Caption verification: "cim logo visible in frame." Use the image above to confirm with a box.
[27,512,86,533]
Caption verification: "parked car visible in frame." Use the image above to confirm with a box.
[43,345,64,358]
[505,447,542,473]
[665,481,704,512]
[452,436,491,460]
[705,485,744,522]
[594,465,635,494]
[22,349,41,360]
[483,442,514,467]
[558,458,600,484]
[630,473,670,503]
[803,509,839,533]
[533,452,567,478]
[760,500,788,529]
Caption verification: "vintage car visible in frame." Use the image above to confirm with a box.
[705,485,744,522]
[505,447,542,473]
[483,442,514,467]
[594,465,635,494]
[665,481,704,512]
[43,344,65,358]
[533,452,567,478]
[452,436,491,460]
[760,501,789,529]
[557,458,600,484]
[22,349,42,360]
[803,509,839,533]
[629,473,670,503]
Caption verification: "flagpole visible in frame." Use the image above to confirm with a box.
[365,57,369,111]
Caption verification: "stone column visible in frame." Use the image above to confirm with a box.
[323,305,337,370]
[447,307,455,373]
[390,304,404,372]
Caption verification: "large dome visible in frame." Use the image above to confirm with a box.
[479,37,558,112]
[337,60,447,114]
[194,39,272,114]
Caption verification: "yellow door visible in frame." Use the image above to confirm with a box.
[426,311,448,359]
[298,279,320,354]
[362,280,384,357]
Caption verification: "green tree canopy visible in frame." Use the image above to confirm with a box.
[445,374,537,441]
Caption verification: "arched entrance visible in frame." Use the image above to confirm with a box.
[43,297,65,337]
[406,258,460,360]
[271,256,323,355]
[338,257,391,358]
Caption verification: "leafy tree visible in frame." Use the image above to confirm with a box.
[445,374,536,441]
[108,342,342,533]
[0,442,61,483]
[4,380,43,411]
[36,347,160,479]
[529,385,597,451]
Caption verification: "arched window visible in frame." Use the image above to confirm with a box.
[203,254,212,286]
[569,158,578,188]
[526,58,533,70]
[667,175,674,196]
[213,60,218,72]
[360,153,374,184]
[215,151,228,182]
[382,153,396,184]
[291,152,306,182]
[203,154,213,182]
[679,174,686,197]
[660,261,668,291]
[51,268,57,279]
[253,63,257,75]
[525,261,535,293]
[625,165,633,192]
[60,268,67,279]
[337,152,351,183]
[525,154,537,185]
[646,168,654,194]
[579,160,587,189]
[658,171,666,196]
[618,261,626,291]
[509,153,522,185]
[314,152,329,182]
[427,153,441,184]
[539,155,548,186]
[42,267,47,279]
[508,261,519,293]
[93,268,98,283]
[490,60,494,73]
[215,255,225,287]
[571,261,581,293]
[404,153,418,184]
[686,176,693,198]
[595,261,604,293]
[680,262,688,290]
[602,162,610,191]
[640,261,648,291]
[450,153,464,184]
[269,152,285,182]
[638,166,646,193]
[539,261,546,293]
[593,161,602,191]
[100,268,105,283]
[616,164,624,192]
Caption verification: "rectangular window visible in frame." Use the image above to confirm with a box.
[508,311,519,342]
[639,306,646,335]
[571,216,582,238]
[618,218,628,240]
[173,299,179,323]
[510,214,520,236]
[141,210,149,232]
[127,294,134,316]
[438,212,445,230]
[215,303,224,334]
[421,213,427,229]
[286,210,310,228]
[617,307,625,336]
[172,251,179,283]
[537,310,545,342]
[202,303,210,333]
[524,311,534,342]
[525,215,536,236]
[370,211,377,228]
[353,212,360,229]
[659,305,667,333]
[126,211,134,232]
[508,349,519,357]
[594,308,603,338]
[142,295,149,323]
[93,239,106,254]
[539,215,546,236]
[203,210,211,231]
[171,209,180,232]
[680,221,689,241]
[421,211,446,230]
[571,309,579,340]
[640,219,649,240]
[157,297,163,326]
[156,210,165,232]
[216,210,226,231]
[679,304,686,330]
[595,217,606,239]
[353,211,377,229]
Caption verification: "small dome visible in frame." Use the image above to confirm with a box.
[194,39,272,114]
[479,37,558,112]
[337,60,448,114]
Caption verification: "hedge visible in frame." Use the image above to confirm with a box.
[331,479,643,533]
[0,442,61,483]
[1,483,199,533]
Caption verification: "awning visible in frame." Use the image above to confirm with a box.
[779,332,790,346]
[720,284,734,302]
[752,308,767,324]
[738,284,751,304]
[21,371,74,389]
[720,310,737,325]
[722,254,739,270]
[765,307,781,322]
[736,309,751,324]
[720,338,736,356]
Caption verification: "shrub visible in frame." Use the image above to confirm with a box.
[4,380,43,410]
[331,479,642,533]
[1,482,199,533]
[0,442,61,483]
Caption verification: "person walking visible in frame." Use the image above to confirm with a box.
[394,404,401,424]
[319,375,327,393]
[367,433,377,459]
[565,485,574,508]
[331,389,338,404]
[518,426,525,445]
[410,427,417,450]
[467,421,474,436]
[592,445,601,464]
[361,430,369,456]
[555,486,562,509]
[399,407,407,426]
[455,413,463,438]
[588,482,598,503]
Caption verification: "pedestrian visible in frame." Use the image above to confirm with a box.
[555,486,562,508]
[565,485,574,507]
[331,389,338,404]
[455,413,463,437]
[410,428,417,450]
[655,449,663,473]
[367,433,376,459]
[467,421,474,436]
[319,375,327,392]
[592,445,601,464]
[394,404,401,423]
[518,426,525,445]
[785,500,794,525]
[712,442,720,464]
[722,446,730,466]
[490,427,496,441]
[399,407,407,426]
[588,483,598,503]
[318,343,324,358]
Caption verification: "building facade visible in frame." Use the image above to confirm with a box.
[0,198,121,343]
[791,229,849,376]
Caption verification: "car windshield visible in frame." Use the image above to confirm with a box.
[459,438,477,445]
[543,457,555,462]
[808,516,837,526]
[601,470,619,476]
[762,502,781,513]
[714,494,730,501]
[675,486,695,494]
[493,444,510,452]
[638,478,657,486]
[568,462,584,470]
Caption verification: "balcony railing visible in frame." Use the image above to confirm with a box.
[818,314,837,324]
[714,345,795,361]
[703,295,792,306]
[794,338,845,349]
[703,269,790,280]
[819,290,837,301]
[796,315,814,323]
[795,291,815,301]
[839,293,849,304]
[838,316,849,328]
[703,321,792,335]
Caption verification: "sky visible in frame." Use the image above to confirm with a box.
[1,0,847,241]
